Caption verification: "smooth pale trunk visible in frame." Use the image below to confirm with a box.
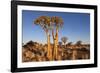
[55,29,58,60]
[47,33,52,60]
[53,29,58,60]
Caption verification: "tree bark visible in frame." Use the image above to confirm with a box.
[55,28,58,60]
[47,33,52,60]
[52,30,55,60]
[52,28,58,60]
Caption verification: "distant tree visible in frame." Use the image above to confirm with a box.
[61,37,68,46]
[58,42,62,46]
[61,37,68,57]
[27,40,33,45]
[22,43,24,46]
[67,42,72,46]
[76,40,82,46]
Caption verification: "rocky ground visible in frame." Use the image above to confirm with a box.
[22,41,90,62]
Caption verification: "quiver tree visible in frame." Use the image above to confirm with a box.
[51,16,63,60]
[76,40,82,46]
[61,37,68,46]
[61,37,68,57]
[34,16,64,60]
[67,42,72,46]
[34,16,52,60]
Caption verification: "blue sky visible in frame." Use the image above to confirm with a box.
[22,10,90,44]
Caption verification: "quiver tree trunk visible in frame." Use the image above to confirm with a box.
[55,28,58,60]
[52,28,58,60]
[47,33,52,60]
